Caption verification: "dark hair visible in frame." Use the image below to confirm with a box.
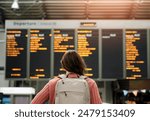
[61,50,86,75]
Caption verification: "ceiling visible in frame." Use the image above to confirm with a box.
[0,0,150,27]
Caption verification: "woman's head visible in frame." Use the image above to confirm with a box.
[61,50,86,75]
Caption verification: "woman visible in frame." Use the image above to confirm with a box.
[31,50,102,104]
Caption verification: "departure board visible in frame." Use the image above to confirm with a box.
[126,29,147,79]
[54,29,75,76]
[6,29,27,78]
[77,29,99,78]
[30,29,51,79]
[102,29,123,78]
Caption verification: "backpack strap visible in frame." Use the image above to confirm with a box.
[79,75,88,80]
[58,74,66,79]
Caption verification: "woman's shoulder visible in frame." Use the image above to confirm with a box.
[85,77,96,85]
[47,77,61,85]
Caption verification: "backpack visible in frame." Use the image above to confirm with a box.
[55,74,90,104]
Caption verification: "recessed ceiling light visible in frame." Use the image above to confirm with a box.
[11,0,19,9]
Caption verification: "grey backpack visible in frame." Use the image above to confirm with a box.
[55,75,90,104]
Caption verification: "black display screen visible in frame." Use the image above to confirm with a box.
[6,29,27,79]
[30,29,51,79]
[102,29,123,78]
[77,29,99,78]
[54,29,75,76]
[126,29,147,79]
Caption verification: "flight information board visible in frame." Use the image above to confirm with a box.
[54,29,75,76]
[6,29,27,78]
[126,29,147,79]
[77,29,99,78]
[102,29,123,78]
[30,29,51,79]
